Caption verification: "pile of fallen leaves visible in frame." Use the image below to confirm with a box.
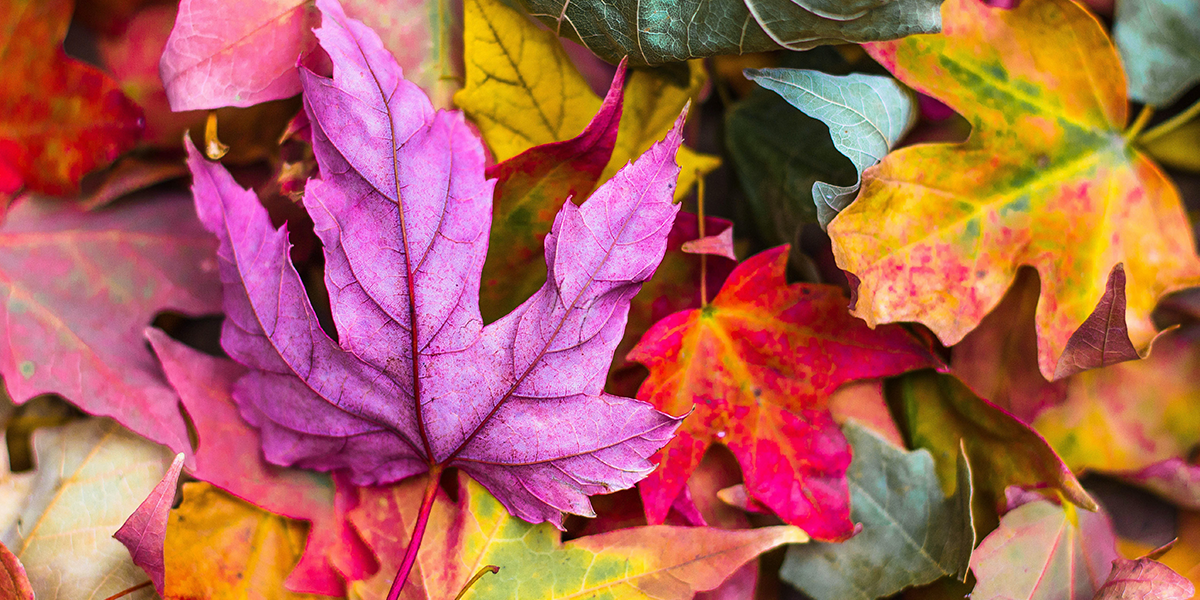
[3,0,1200,598]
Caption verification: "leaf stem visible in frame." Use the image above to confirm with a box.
[387,467,443,600]
[696,170,708,308]
[1123,104,1154,141]
[204,112,230,160]
[454,565,500,600]
[103,581,152,600]
[1139,97,1200,144]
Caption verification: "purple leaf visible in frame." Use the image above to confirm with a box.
[187,0,684,527]
[114,452,185,594]
[0,194,220,461]
[1054,263,1140,380]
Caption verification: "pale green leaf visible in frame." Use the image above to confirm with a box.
[1114,0,1200,106]
[746,68,916,227]
[779,421,975,600]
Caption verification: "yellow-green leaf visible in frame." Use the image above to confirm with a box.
[349,472,806,600]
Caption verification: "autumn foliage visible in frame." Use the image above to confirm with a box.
[2,0,1200,599]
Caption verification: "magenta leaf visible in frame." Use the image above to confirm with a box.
[0,194,220,460]
[186,0,684,529]
[114,452,185,594]
[147,328,375,596]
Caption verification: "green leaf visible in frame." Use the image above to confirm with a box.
[890,371,1097,513]
[514,0,942,66]
[745,67,916,227]
[1114,0,1200,106]
[725,82,853,246]
[779,421,975,600]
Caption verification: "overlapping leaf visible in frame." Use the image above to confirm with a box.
[0,0,142,206]
[950,269,1067,423]
[1113,0,1200,106]
[0,194,220,458]
[1033,327,1200,473]
[0,541,32,600]
[164,482,319,600]
[892,370,1095,512]
[455,0,717,198]
[160,0,458,110]
[780,421,975,600]
[832,0,1200,380]
[148,329,374,595]
[2,419,173,600]
[480,61,625,322]
[115,452,185,594]
[190,0,685,528]
[971,497,1118,600]
[745,67,916,227]
[629,247,939,541]
[514,0,943,65]
[1093,556,1194,600]
[348,471,807,600]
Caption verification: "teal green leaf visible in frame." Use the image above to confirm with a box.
[1114,0,1200,106]
[725,81,855,247]
[779,421,975,600]
[514,0,943,66]
[746,68,916,227]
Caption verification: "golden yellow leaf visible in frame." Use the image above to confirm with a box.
[164,483,320,600]
[455,0,717,198]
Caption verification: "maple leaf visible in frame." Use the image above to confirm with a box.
[830,0,1200,381]
[950,268,1068,423]
[0,0,143,205]
[0,195,221,460]
[479,59,626,323]
[148,329,374,596]
[347,471,807,600]
[971,496,1118,600]
[160,0,456,111]
[629,246,939,541]
[744,67,917,228]
[187,0,687,593]
[163,482,320,600]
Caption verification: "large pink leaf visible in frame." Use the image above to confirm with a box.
[147,329,375,596]
[0,194,220,459]
[159,0,448,111]
[187,0,682,528]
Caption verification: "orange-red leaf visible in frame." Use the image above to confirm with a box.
[629,246,939,541]
[0,0,142,202]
